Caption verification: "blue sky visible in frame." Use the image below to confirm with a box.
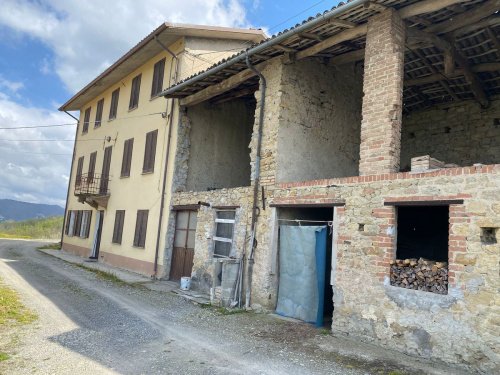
[0,0,341,206]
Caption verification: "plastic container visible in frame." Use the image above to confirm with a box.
[180,276,191,291]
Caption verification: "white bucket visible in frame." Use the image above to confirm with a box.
[180,277,191,291]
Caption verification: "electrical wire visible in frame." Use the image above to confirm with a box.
[0,123,76,130]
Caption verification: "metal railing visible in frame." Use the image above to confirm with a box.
[74,173,110,196]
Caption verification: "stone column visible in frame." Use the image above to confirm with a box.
[359,9,405,175]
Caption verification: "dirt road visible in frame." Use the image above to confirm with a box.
[0,240,465,375]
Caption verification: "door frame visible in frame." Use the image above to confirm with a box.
[169,208,198,280]
[90,210,104,259]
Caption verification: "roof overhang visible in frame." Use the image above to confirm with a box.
[59,23,265,111]
[162,0,500,113]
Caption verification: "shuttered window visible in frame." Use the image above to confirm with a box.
[112,210,125,244]
[94,99,104,128]
[88,151,97,183]
[129,74,141,110]
[142,130,157,173]
[75,156,84,186]
[65,210,72,235]
[151,58,166,97]
[121,138,134,177]
[80,211,92,238]
[82,107,91,134]
[133,210,148,248]
[109,88,120,120]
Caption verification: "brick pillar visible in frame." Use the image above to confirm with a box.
[359,9,405,175]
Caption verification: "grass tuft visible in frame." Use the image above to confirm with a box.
[37,242,62,250]
[0,281,36,326]
[0,352,9,362]
[0,216,63,240]
[73,264,125,285]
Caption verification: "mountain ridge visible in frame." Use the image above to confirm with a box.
[0,199,64,221]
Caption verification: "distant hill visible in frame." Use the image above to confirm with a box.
[0,199,64,221]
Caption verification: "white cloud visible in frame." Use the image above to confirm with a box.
[0,91,74,206]
[0,0,250,93]
[0,76,24,93]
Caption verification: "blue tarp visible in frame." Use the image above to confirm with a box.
[276,225,327,327]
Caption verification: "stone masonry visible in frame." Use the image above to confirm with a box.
[359,9,405,175]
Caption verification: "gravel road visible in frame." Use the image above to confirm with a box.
[0,240,466,375]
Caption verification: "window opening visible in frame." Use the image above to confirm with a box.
[213,210,236,258]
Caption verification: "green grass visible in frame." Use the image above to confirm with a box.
[0,216,63,240]
[37,242,62,250]
[0,281,36,326]
[73,264,125,285]
[0,352,9,362]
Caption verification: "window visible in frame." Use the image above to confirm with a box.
[67,211,76,236]
[129,74,141,110]
[133,210,148,247]
[80,211,92,238]
[109,88,120,120]
[151,58,166,97]
[112,210,125,244]
[74,210,83,237]
[121,138,134,177]
[94,99,104,128]
[82,107,91,134]
[88,151,97,183]
[142,130,157,173]
[391,205,449,294]
[213,210,236,257]
[75,156,84,186]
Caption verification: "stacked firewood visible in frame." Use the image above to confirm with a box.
[390,258,448,294]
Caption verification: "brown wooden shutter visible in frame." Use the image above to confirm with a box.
[109,88,120,119]
[76,156,84,186]
[129,74,141,109]
[95,99,104,127]
[133,210,148,247]
[151,58,166,97]
[112,210,125,244]
[121,138,133,177]
[99,146,112,194]
[83,107,91,133]
[88,151,97,183]
[143,130,157,173]
[65,210,71,235]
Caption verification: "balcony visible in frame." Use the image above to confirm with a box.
[74,173,110,209]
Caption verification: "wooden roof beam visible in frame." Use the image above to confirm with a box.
[329,49,365,65]
[405,63,500,86]
[486,27,500,58]
[424,0,500,34]
[299,32,324,41]
[328,18,357,28]
[274,44,297,53]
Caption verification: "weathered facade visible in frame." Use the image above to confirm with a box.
[59,24,264,277]
[162,1,500,372]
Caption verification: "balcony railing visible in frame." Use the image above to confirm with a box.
[74,173,110,196]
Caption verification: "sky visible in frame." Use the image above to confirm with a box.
[0,0,341,207]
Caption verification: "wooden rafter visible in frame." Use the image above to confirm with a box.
[486,27,500,58]
[274,44,297,53]
[405,63,500,86]
[424,0,500,34]
[299,32,324,41]
[329,18,356,28]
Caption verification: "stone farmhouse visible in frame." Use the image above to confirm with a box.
[59,0,499,372]
[160,0,500,372]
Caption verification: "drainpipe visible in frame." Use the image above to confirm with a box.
[153,36,179,278]
[244,55,266,308]
[60,110,80,247]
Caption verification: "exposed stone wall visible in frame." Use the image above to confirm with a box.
[401,98,500,169]
[184,99,254,191]
[167,187,253,292]
[359,9,405,175]
[269,165,500,373]
[276,59,362,182]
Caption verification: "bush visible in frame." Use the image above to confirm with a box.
[0,216,63,240]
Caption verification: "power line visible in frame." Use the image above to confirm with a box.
[0,123,76,130]
[0,138,100,142]
[1,151,73,156]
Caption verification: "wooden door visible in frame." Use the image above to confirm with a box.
[100,146,112,194]
[170,210,197,281]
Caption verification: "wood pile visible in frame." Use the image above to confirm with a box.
[411,155,445,172]
[390,258,448,294]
